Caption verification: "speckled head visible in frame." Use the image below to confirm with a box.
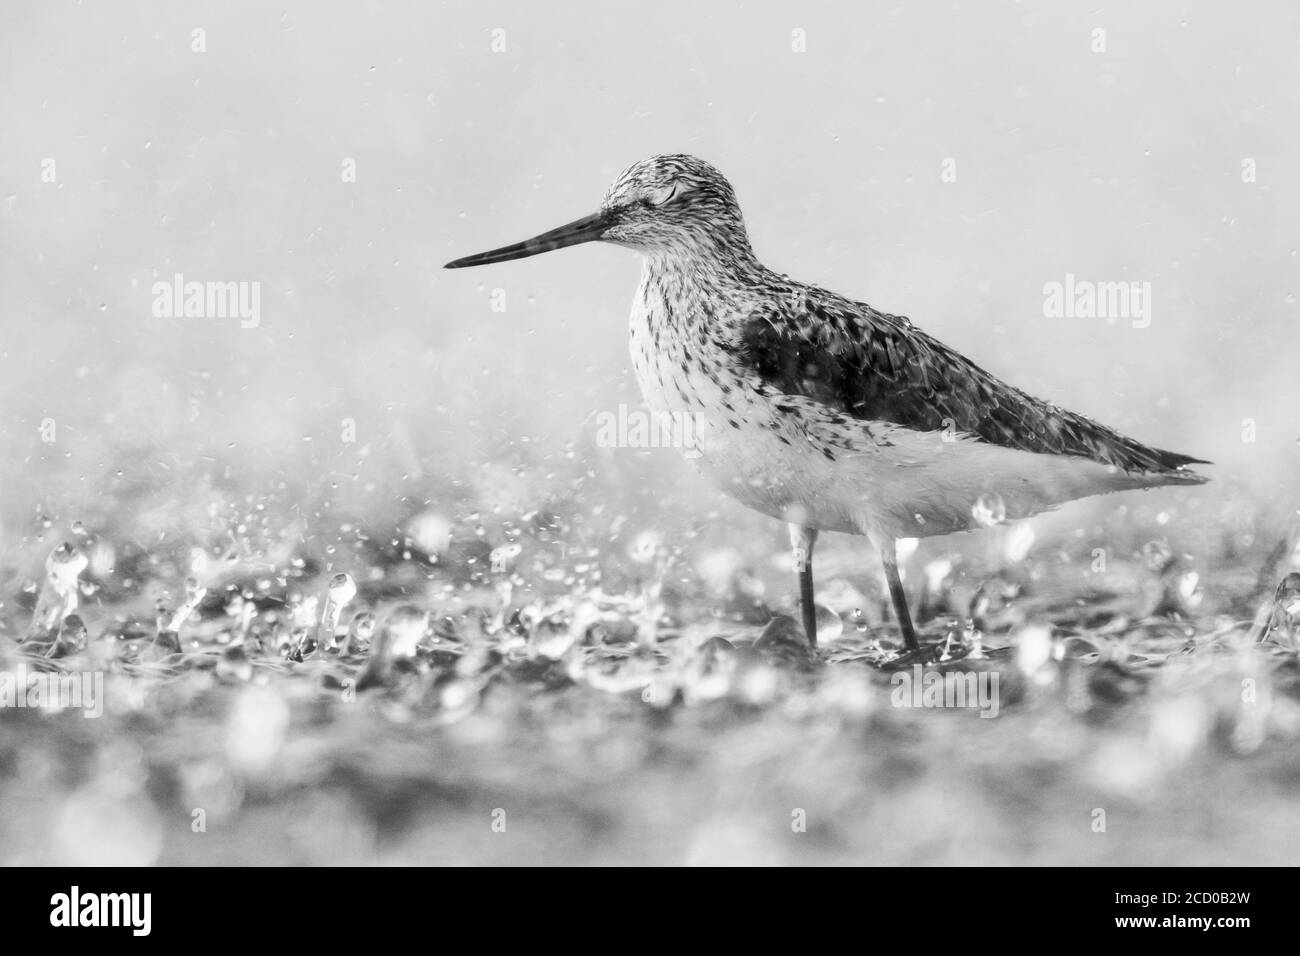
[598,154,750,255]
[444,154,752,269]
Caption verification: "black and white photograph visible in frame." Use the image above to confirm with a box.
[0,0,1295,900]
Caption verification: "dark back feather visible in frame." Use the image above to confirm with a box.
[732,292,1207,475]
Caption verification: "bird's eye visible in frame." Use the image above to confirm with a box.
[647,183,683,206]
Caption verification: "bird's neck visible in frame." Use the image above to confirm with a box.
[638,243,772,345]
[642,238,767,299]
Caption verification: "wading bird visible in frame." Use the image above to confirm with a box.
[446,155,1207,650]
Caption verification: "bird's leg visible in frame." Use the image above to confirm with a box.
[880,540,919,650]
[788,524,819,647]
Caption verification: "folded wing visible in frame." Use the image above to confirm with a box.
[729,291,1208,477]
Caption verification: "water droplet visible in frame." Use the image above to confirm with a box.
[971,493,1006,527]
[381,605,429,659]
[628,530,662,564]
[407,511,452,555]
[1015,624,1054,677]
[225,686,289,776]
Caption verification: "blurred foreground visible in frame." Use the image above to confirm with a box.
[2,488,1299,866]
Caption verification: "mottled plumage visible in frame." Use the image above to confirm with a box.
[446,154,1209,649]
[736,298,1202,473]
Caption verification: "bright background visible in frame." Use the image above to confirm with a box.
[1,0,1296,571]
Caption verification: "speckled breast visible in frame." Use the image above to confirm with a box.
[626,266,865,533]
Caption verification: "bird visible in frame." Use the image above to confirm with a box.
[445,154,1209,651]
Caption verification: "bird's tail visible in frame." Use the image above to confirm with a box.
[1141,447,1211,484]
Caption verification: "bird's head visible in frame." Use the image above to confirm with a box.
[444,154,752,269]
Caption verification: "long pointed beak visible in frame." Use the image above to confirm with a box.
[444,210,612,268]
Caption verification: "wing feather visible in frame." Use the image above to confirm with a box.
[729,295,1207,475]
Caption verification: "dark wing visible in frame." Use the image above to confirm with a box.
[730,293,1208,474]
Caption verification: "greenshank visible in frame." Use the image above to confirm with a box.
[446,154,1208,650]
